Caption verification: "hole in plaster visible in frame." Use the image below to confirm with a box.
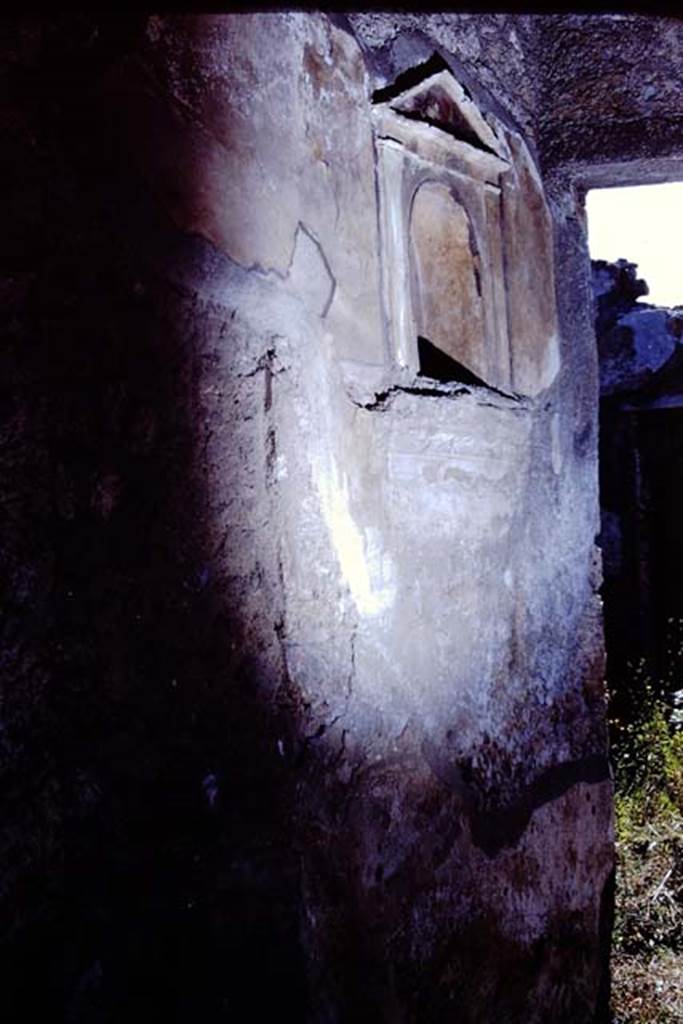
[417,336,488,386]
[371,52,450,104]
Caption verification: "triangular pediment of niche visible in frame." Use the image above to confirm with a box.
[387,71,504,158]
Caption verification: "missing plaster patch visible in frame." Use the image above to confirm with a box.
[371,52,450,105]
[417,337,489,387]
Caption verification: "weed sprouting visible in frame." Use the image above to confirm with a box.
[608,622,683,1023]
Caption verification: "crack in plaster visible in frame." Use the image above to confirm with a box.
[352,378,526,412]
[286,221,337,319]
[346,627,357,700]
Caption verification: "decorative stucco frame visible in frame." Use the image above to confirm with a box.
[372,68,560,396]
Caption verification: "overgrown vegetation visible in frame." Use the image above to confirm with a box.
[609,630,683,1024]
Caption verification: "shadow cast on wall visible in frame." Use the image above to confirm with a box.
[1,18,309,1020]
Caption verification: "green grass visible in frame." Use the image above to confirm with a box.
[609,658,683,1024]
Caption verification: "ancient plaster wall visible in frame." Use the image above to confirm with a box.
[120,14,611,1021]
[0,13,626,1023]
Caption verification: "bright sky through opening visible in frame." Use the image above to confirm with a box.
[586,183,683,308]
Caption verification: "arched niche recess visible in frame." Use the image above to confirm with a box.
[409,182,487,384]
[372,64,560,397]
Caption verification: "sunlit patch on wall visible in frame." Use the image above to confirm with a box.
[314,454,396,618]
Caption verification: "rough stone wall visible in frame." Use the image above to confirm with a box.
[535,14,683,174]
[7,11,678,1022]
[1,16,309,1018]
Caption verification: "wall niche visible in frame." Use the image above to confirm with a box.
[372,62,560,397]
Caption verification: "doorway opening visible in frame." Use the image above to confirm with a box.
[587,183,683,702]
[587,181,683,1022]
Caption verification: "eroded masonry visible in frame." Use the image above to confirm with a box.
[2,13,683,1023]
